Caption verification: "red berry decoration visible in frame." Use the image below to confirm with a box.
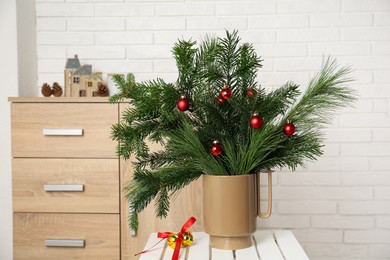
[211,141,223,156]
[177,96,190,111]
[283,122,296,136]
[220,85,232,100]
[246,88,257,97]
[250,114,263,129]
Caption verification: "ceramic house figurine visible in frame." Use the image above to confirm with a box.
[87,72,104,97]
[64,55,103,97]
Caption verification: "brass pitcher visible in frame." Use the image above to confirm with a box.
[203,171,272,250]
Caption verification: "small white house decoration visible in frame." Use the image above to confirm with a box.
[64,55,103,97]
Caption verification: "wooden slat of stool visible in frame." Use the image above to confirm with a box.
[137,235,166,260]
[274,230,310,260]
[234,243,259,259]
[140,230,309,259]
[187,232,210,259]
[254,231,285,260]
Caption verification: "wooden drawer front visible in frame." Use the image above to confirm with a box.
[13,159,119,213]
[13,213,120,260]
[11,103,117,158]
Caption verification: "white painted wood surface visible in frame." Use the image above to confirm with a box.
[139,231,309,260]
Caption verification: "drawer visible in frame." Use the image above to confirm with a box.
[13,159,119,213]
[13,213,120,260]
[11,103,117,158]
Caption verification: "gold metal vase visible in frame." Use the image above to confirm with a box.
[202,171,272,250]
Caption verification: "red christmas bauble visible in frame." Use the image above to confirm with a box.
[211,141,223,156]
[177,96,190,111]
[220,87,232,100]
[283,122,296,136]
[250,114,263,129]
[246,88,257,97]
[217,96,225,104]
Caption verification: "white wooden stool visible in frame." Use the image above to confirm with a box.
[139,230,309,259]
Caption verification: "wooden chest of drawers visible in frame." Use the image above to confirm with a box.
[9,97,203,260]
[10,98,120,260]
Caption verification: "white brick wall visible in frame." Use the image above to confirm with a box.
[35,0,390,259]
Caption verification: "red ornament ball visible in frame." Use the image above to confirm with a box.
[211,141,223,156]
[246,88,257,97]
[220,87,232,100]
[217,96,225,104]
[250,114,263,129]
[283,122,296,136]
[177,96,190,111]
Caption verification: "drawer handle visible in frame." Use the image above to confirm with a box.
[43,128,84,136]
[45,239,85,248]
[44,184,84,192]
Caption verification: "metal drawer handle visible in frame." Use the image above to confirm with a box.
[45,239,85,248]
[43,128,84,136]
[44,184,84,192]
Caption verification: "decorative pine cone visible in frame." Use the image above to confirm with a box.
[41,83,52,97]
[97,82,109,97]
[52,82,63,97]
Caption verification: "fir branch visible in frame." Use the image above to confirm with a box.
[221,124,281,175]
[125,166,202,229]
[260,131,324,171]
[134,150,188,171]
[196,35,221,88]
[172,39,198,95]
[125,169,160,215]
[155,188,169,218]
[109,73,135,103]
[260,82,301,123]
[111,31,357,231]
[217,30,241,85]
[167,121,229,176]
[235,43,262,90]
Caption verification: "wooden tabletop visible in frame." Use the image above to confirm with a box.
[139,230,309,260]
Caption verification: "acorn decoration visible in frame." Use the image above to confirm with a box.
[41,83,52,97]
[52,82,63,97]
[97,82,109,97]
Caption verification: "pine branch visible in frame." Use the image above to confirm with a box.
[125,165,202,230]
[155,188,169,218]
[109,73,135,103]
[282,57,357,130]
[260,82,301,123]
[134,150,188,171]
[260,131,324,171]
[111,31,357,231]
[167,121,229,176]
[221,124,281,175]
[172,39,198,95]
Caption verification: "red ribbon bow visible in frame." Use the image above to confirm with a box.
[134,216,196,260]
[158,216,196,260]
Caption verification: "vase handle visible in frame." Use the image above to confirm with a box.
[257,171,272,219]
